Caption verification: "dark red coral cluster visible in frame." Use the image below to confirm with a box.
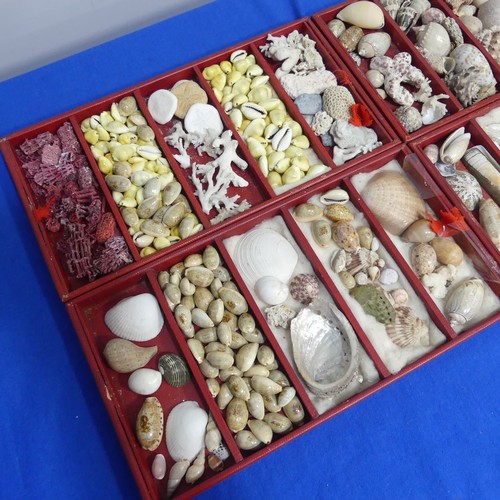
[17,122,132,281]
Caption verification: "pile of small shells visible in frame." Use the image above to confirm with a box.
[157,245,305,450]
[202,49,328,188]
[293,189,433,348]
[81,96,202,257]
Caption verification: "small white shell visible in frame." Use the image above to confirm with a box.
[365,69,385,88]
[128,368,162,395]
[254,276,289,305]
[148,89,177,125]
[319,188,349,205]
[105,293,164,342]
[337,1,385,29]
[152,454,167,480]
[166,401,209,462]
[439,127,471,164]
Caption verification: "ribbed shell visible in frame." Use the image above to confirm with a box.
[386,306,430,347]
[158,353,191,387]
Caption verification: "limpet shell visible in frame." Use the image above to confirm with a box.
[158,353,190,387]
[136,397,163,451]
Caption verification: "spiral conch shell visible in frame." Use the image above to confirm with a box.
[362,171,427,235]
[357,33,391,58]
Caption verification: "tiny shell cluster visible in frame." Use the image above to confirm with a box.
[148,80,253,224]
[293,190,431,348]
[328,1,452,133]
[100,290,233,497]
[423,127,500,252]
[202,49,329,189]
[157,245,306,453]
[81,96,202,258]
[260,29,382,166]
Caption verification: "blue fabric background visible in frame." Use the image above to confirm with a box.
[0,0,498,498]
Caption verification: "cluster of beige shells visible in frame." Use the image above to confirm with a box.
[157,245,305,451]
[81,96,201,257]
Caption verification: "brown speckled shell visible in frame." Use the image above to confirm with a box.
[338,26,364,51]
[332,221,361,252]
[136,397,164,451]
[411,243,437,276]
[289,274,320,304]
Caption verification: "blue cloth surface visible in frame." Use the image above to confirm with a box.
[0,1,499,499]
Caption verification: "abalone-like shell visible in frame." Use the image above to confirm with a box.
[362,171,427,235]
[350,284,395,324]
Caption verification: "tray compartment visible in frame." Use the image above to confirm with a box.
[411,105,500,261]
[1,117,136,300]
[312,0,465,141]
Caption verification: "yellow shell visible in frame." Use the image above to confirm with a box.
[324,204,354,222]
[429,237,464,266]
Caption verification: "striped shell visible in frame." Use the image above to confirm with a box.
[386,306,430,347]
[158,353,191,387]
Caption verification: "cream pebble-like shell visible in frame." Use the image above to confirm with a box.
[254,276,289,305]
[148,89,178,125]
[128,368,162,395]
[337,1,385,29]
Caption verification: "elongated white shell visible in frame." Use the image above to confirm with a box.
[233,228,298,288]
[439,127,470,164]
[128,368,162,395]
[254,276,289,305]
[337,1,385,29]
[105,293,164,342]
[166,401,208,462]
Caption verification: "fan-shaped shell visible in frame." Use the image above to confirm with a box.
[233,228,298,289]
[166,401,208,462]
[290,300,360,397]
[158,353,191,387]
[386,306,430,347]
[105,293,164,342]
[362,171,427,235]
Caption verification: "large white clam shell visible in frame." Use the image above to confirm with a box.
[290,300,360,397]
[233,228,298,289]
[337,1,385,29]
[105,293,164,342]
[166,401,208,462]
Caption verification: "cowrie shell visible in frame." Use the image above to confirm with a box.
[241,102,267,119]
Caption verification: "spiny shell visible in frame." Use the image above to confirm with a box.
[332,221,360,252]
[362,171,427,235]
[429,237,464,266]
[136,397,163,451]
[337,1,385,29]
[338,26,365,51]
[323,204,354,222]
[357,32,391,58]
[158,353,190,387]
[402,219,436,243]
[350,284,396,324]
[445,278,485,326]
[289,274,320,304]
[323,86,355,121]
[105,293,164,342]
[166,401,208,462]
[103,339,158,373]
[386,306,430,347]
[411,243,437,276]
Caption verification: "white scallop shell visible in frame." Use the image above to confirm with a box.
[128,368,162,395]
[337,1,385,29]
[233,228,298,289]
[105,293,164,342]
[166,401,208,462]
[254,276,289,305]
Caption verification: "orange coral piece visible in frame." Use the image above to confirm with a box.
[33,197,56,222]
[349,103,374,127]
[336,70,351,85]
[426,207,468,237]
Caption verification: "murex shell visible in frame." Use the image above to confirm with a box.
[444,277,485,326]
[136,396,164,451]
[166,401,208,462]
[103,339,158,373]
[158,353,191,387]
[105,293,164,342]
[290,300,360,397]
[337,1,385,29]
[362,171,427,235]
[386,306,430,348]
[233,228,298,288]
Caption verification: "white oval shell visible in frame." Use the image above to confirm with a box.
[128,368,162,395]
[166,401,208,462]
[439,128,471,163]
[233,228,298,288]
[148,89,177,125]
[254,276,289,305]
[105,293,164,342]
[152,454,166,480]
[445,277,485,326]
[337,1,385,29]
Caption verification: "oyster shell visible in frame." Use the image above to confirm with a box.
[290,300,360,397]
[166,401,208,462]
[233,228,298,288]
[104,293,164,342]
[362,171,427,235]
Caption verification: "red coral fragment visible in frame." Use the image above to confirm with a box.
[336,70,351,85]
[33,197,56,222]
[96,212,116,243]
[349,103,374,127]
[426,207,468,237]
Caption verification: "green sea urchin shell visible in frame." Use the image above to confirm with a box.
[350,284,396,324]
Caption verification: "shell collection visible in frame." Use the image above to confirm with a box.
[157,244,306,455]
[150,80,253,224]
[293,192,431,349]
[259,30,382,166]
[81,96,202,258]
[423,128,500,251]
[202,49,329,189]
